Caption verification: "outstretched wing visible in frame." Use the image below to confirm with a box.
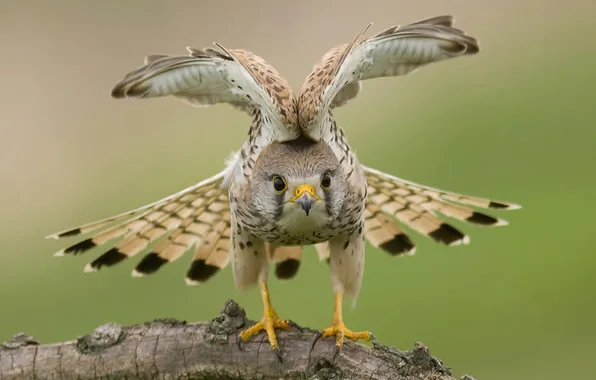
[362,165,520,255]
[258,159,521,281]
[298,15,479,138]
[112,44,300,144]
[46,44,304,281]
[47,169,234,284]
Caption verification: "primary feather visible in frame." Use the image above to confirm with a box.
[46,15,520,291]
[299,15,479,139]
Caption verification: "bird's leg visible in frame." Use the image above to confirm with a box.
[316,292,371,351]
[238,280,294,356]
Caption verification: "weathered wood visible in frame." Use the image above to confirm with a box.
[0,300,476,379]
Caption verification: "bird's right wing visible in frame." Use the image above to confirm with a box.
[112,44,300,144]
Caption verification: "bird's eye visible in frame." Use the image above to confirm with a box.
[272,175,287,193]
[321,172,332,189]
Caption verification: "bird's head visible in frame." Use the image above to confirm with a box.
[251,137,347,228]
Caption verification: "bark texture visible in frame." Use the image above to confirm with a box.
[0,300,477,380]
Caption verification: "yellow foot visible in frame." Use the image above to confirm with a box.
[311,322,374,360]
[238,281,302,362]
[311,292,375,360]
[321,320,372,344]
[238,312,300,362]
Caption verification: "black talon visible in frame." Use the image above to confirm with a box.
[237,335,244,352]
[332,344,341,362]
[369,332,379,348]
[309,331,324,356]
[287,319,304,332]
[272,346,283,363]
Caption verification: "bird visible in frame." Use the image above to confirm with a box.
[46,15,520,360]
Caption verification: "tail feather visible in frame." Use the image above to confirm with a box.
[48,209,146,240]
[48,170,226,242]
[45,173,226,240]
[48,171,230,282]
[369,185,469,245]
[421,199,508,226]
[206,225,232,268]
[378,198,469,246]
[52,214,144,257]
[132,191,224,277]
[185,215,230,285]
[268,244,303,280]
[363,165,521,211]
[364,203,415,255]
[83,186,218,272]
[363,165,520,249]
[189,224,232,283]
[54,203,193,258]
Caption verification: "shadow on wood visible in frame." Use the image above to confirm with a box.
[0,300,477,379]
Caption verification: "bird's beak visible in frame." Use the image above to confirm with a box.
[289,184,320,216]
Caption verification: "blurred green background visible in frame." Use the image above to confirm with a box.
[1,1,595,379]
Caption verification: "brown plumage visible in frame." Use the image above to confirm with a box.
[47,15,520,358]
[298,15,479,138]
[363,203,415,256]
[111,45,299,132]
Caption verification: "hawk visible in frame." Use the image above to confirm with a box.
[47,15,520,359]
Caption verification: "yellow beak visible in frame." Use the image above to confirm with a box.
[290,184,320,201]
[289,184,320,216]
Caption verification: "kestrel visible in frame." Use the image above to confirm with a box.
[47,15,520,359]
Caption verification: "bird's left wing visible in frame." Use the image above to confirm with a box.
[361,165,521,256]
[46,43,303,281]
[298,15,478,139]
[47,168,235,284]
[112,44,300,143]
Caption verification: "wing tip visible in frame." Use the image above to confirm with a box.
[429,223,469,246]
[495,219,509,227]
[83,264,97,273]
[134,253,168,276]
[489,201,522,210]
[185,277,200,286]
[212,42,232,57]
[46,227,82,240]
[466,212,509,227]
[111,78,151,99]
[60,238,97,256]
[53,249,65,257]
[449,235,471,246]
[111,83,148,99]
[378,233,416,256]
[131,269,146,278]
[186,260,220,284]
[110,85,126,99]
